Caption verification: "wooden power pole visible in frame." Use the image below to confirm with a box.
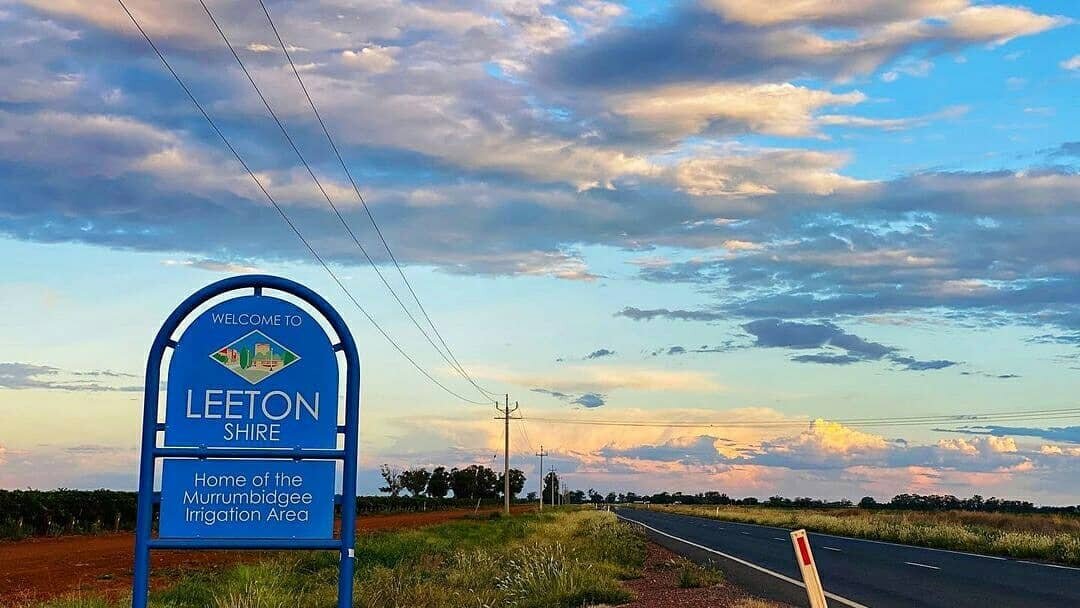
[495,395,520,516]
[535,445,548,511]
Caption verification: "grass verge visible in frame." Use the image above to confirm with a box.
[636,505,1080,565]
[34,509,646,608]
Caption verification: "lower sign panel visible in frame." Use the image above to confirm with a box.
[159,459,336,539]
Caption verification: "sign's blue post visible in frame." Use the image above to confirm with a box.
[132,276,360,608]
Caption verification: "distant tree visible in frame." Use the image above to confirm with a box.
[426,466,450,498]
[239,348,252,369]
[450,465,499,500]
[526,491,537,502]
[543,471,560,503]
[497,469,526,498]
[378,464,403,497]
[569,490,586,504]
[588,489,603,503]
[449,467,469,499]
[859,496,878,509]
[399,468,431,497]
[650,492,673,504]
[606,492,618,504]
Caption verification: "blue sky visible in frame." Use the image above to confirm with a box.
[0,0,1078,503]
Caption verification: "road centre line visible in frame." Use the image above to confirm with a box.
[615,512,870,608]
[823,546,842,552]
[905,562,940,570]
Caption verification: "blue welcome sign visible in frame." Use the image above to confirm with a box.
[164,295,337,449]
[132,276,360,608]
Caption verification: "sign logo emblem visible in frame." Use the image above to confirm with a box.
[210,329,300,384]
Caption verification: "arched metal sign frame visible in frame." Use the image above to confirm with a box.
[132,275,360,608]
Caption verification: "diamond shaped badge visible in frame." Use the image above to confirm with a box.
[210,330,300,384]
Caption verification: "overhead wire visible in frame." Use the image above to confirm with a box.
[116,0,487,405]
[520,406,1080,430]
[253,0,499,401]
[516,417,535,454]
[196,0,493,403]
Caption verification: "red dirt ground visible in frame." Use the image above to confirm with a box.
[0,507,529,606]
[619,542,792,608]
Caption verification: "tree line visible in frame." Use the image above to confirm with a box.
[0,489,509,540]
[602,490,1079,514]
[378,464,526,501]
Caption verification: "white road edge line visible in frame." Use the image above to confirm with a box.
[905,562,940,570]
[1017,560,1080,572]
[616,513,870,608]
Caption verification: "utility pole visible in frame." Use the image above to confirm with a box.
[495,395,520,516]
[535,445,547,511]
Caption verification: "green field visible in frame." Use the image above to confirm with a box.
[634,504,1080,565]
[37,509,648,608]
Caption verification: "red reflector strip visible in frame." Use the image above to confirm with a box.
[797,535,812,566]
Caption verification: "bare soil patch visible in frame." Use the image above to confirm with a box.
[618,541,792,608]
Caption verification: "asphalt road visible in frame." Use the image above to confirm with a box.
[616,507,1080,608]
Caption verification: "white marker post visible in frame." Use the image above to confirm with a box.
[790,529,828,608]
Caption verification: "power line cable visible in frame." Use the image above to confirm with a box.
[516,416,535,453]
[117,0,487,405]
[254,0,498,401]
[520,406,1080,430]
[525,406,1080,427]
[196,0,492,403]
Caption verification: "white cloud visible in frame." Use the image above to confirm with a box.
[0,110,177,177]
[818,105,968,131]
[22,0,217,45]
[701,2,1066,56]
[783,419,889,454]
[161,258,260,274]
[671,148,871,198]
[703,0,968,26]
[944,6,1066,46]
[1040,445,1080,457]
[610,82,866,139]
[881,58,934,82]
[722,240,764,252]
[0,110,363,209]
[1062,55,1080,71]
[565,0,626,35]
[479,365,724,393]
[938,436,1017,455]
[341,46,399,73]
